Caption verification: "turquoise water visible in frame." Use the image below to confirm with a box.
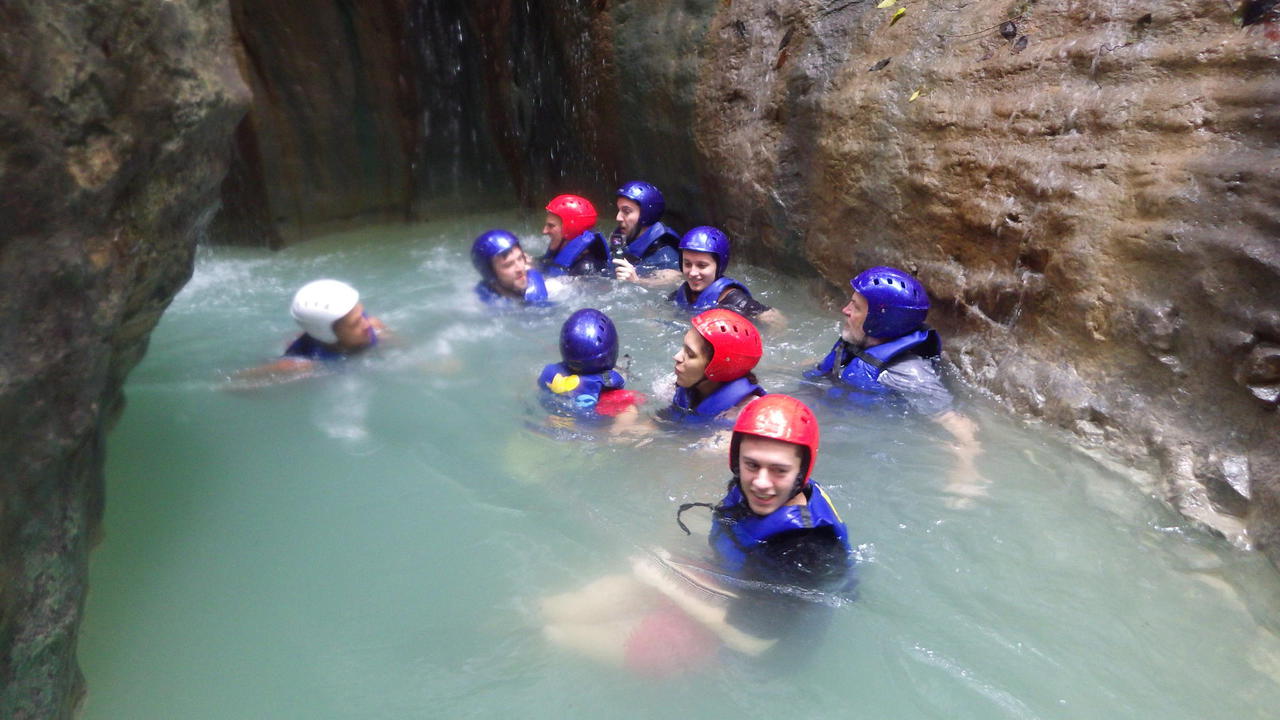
[81,213,1280,719]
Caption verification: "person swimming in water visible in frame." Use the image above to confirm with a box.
[471,229,557,306]
[541,394,855,674]
[538,308,645,433]
[540,194,610,277]
[803,265,984,504]
[231,279,386,384]
[608,181,682,285]
[665,226,785,330]
[659,308,766,429]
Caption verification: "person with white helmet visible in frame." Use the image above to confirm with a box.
[231,279,385,384]
[282,279,383,360]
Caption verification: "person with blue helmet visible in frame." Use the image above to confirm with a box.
[538,309,645,429]
[541,194,611,277]
[804,266,984,504]
[230,279,387,385]
[609,181,682,284]
[541,395,855,673]
[665,226,785,330]
[471,229,554,306]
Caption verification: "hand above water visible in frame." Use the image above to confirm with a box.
[614,257,639,283]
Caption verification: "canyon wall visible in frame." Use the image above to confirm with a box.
[0,2,248,717]
[674,0,1280,557]
[215,0,1280,559]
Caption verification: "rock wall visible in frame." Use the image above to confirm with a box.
[214,0,1278,561]
[215,0,625,247]
[675,0,1280,559]
[0,2,248,717]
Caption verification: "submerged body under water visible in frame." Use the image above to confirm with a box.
[81,213,1280,719]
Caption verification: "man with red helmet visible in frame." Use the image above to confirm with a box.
[541,394,854,670]
[660,309,766,426]
[540,194,611,277]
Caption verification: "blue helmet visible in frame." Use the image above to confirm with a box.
[851,266,930,339]
[616,181,665,227]
[471,230,521,281]
[678,226,731,278]
[560,308,619,374]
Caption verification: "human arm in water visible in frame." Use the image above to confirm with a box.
[877,356,986,504]
[226,356,320,387]
[717,287,786,332]
[933,409,985,506]
[613,257,683,288]
[631,552,778,656]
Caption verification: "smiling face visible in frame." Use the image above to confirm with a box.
[738,435,804,516]
[491,245,529,297]
[841,291,869,344]
[616,197,641,239]
[332,303,374,350]
[542,212,565,250]
[681,250,718,292]
[673,328,713,389]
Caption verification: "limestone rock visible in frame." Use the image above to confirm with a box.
[0,2,248,717]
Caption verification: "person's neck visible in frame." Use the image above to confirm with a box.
[495,281,524,300]
[690,377,721,403]
[843,334,887,350]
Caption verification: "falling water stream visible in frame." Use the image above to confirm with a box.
[79,211,1280,719]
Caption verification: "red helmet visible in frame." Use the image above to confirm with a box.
[691,309,762,382]
[546,194,598,240]
[730,395,820,486]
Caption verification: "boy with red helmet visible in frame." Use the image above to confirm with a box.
[540,194,611,277]
[541,394,854,671]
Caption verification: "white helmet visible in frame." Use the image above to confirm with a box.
[290,279,359,344]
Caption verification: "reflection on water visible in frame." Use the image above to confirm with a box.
[81,213,1280,719]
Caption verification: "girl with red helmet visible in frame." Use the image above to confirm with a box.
[540,394,854,672]
[660,308,766,426]
[540,194,611,277]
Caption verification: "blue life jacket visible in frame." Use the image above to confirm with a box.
[709,481,852,575]
[474,269,550,306]
[661,377,765,425]
[543,231,609,277]
[627,222,681,270]
[538,362,625,414]
[804,329,940,403]
[671,276,752,311]
[283,326,379,361]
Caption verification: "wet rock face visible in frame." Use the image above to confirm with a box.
[0,2,248,717]
[216,0,620,247]
[217,0,1278,561]
[672,0,1280,559]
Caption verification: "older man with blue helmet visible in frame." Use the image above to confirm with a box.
[805,266,984,503]
[610,181,682,284]
[471,229,553,306]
